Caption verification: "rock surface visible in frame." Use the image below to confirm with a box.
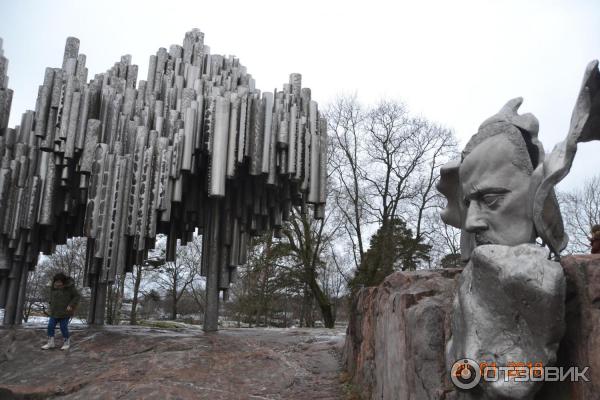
[343,268,462,400]
[344,254,600,400]
[538,254,600,399]
[0,325,345,399]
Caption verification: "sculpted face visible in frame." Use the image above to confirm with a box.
[459,134,535,247]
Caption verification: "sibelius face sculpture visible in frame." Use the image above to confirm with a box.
[0,30,328,330]
[438,61,600,399]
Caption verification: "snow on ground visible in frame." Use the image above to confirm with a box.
[24,315,86,325]
[0,309,85,326]
[0,309,345,338]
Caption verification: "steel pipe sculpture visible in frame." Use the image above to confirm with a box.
[0,30,328,330]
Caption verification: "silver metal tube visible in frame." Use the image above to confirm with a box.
[261,92,273,174]
[226,94,239,178]
[79,119,101,174]
[209,96,229,197]
[181,104,196,171]
[249,97,263,175]
[62,37,80,69]
[38,153,56,226]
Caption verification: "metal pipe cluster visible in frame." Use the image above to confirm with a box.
[0,30,327,329]
[0,39,12,138]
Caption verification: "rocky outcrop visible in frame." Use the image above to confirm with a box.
[344,268,462,400]
[538,254,600,399]
[0,326,345,399]
[344,255,600,400]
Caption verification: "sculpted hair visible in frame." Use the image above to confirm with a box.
[462,98,542,174]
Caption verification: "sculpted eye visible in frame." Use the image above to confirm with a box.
[482,194,502,207]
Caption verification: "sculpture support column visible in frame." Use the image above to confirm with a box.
[94,281,108,325]
[87,274,107,325]
[88,273,107,325]
[0,273,8,309]
[88,273,99,324]
[204,198,222,332]
[3,270,19,325]
[14,264,28,325]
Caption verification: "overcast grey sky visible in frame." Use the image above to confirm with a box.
[1,0,598,190]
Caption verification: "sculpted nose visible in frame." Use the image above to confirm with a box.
[464,202,488,233]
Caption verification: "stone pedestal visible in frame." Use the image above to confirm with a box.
[343,255,600,400]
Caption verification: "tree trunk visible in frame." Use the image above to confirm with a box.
[112,273,126,325]
[308,277,335,328]
[24,296,35,322]
[171,272,178,320]
[171,294,177,320]
[302,287,315,327]
[106,284,114,324]
[130,264,143,325]
[283,294,288,328]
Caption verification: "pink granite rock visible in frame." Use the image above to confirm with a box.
[344,268,462,400]
[344,254,600,400]
[538,254,600,399]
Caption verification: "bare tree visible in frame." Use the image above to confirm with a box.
[138,289,162,320]
[151,236,201,320]
[44,238,87,285]
[326,95,369,271]
[328,95,459,283]
[225,233,295,327]
[23,261,50,322]
[319,249,349,322]
[223,203,349,328]
[128,239,166,325]
[422,195,462,268]
[362,102,458,234]
[362,100,417,226]
[183,237,206,316]
[559,175,600,254]
[129,264,145,325]
[282,206,336,328]
[129,264,154,325]
[406,124,458,243]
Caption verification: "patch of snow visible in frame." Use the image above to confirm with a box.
[24,315,86,325]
